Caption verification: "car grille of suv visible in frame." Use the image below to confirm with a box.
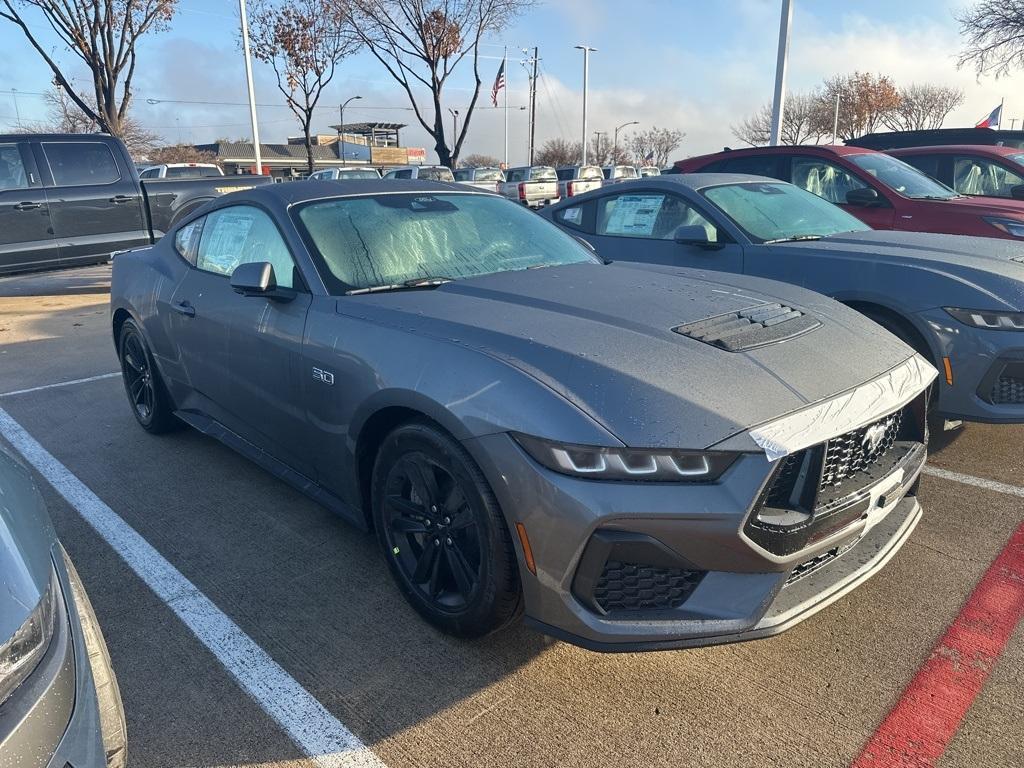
[992,371,1024,404]
[593,561,704,613]
[746,393,927,556]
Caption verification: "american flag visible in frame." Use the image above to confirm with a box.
[490,60,506,107]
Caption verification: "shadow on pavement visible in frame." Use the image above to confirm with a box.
[0,263,111,298]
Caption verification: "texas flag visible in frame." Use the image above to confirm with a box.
[976,104,1002,129]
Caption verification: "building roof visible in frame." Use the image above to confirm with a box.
[328,122,406,133]
[194,141,344,162]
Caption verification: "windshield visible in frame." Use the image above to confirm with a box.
[1008,153,1024,167]
[418,167,455,182]
[847,153,957,199]
[296,192,599,294]
[702,181,871,243]
[166,165,222,178]
[473,168,503,181]
[338,170,379,179]
[614,167,638,179]
[530,167,556,181]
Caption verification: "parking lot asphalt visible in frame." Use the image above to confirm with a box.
[1,264,1022,768]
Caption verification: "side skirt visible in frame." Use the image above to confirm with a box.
[174,409,368,531]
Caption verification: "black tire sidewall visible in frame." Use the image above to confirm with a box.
[118,319,175,433]
[371,423,521,638]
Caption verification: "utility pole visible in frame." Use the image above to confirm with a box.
[529,47,539,165]
[449,108,460,161]
[769,0,793,146]
[576,45,596,165]
[831,90,840,144]
[238,0,263,175]
[593,130,606,164]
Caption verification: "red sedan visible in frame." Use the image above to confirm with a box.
[887,144,1024,203]
[673,145,1024,240]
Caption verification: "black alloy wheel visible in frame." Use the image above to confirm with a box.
[118,319,178,433]
[372,423,522,637]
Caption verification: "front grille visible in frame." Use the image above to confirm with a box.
[594,561,704,613]
[820,410,902,487]
[992,372,1024,404]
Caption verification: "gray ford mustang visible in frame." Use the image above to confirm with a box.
[110,180,935,651]
[542,174,1024,424]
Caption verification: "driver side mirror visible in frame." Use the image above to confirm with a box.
[673,224,721,250]
[230,262,294,302]
[1010,184,1024,201]
[845,187,882,207]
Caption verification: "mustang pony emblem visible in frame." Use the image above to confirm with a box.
[862,419,893,453]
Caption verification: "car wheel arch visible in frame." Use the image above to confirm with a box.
[843,300,936,365]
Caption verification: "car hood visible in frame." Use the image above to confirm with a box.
[336,262,918,448]
[0,446,55,643]
[921,194,1024,217]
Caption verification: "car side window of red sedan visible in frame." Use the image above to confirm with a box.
[790,157,867,205]
[952,156,1024,198]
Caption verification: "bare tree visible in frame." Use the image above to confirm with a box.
[882,84,965,131]
[627,126,685,167]
[0,0,176,137]
[586,134,631,166]
[958,0,1024,76]
[534,138,581,167]
[349,0,533,168]
[732,91,827,146]
[460,152,501,167]
[814,72,900,140]
[250,0,358,175]
[20,86,160,158]
[147,144,220,167]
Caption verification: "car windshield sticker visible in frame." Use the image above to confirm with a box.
[605,195,664,236]
[560,207,583,225]
[204,211,256,273]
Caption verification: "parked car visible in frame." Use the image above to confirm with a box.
[308,167,382,181]
[0,445,127,766]
[381,165,455,182]
[453,166,505,193]
[673,145,1024,241]
[541,174,1024,424]
[555,165,604,199]
[888,145,1024,201]
[138,163,223,179]
[111,179,934,651]
[0,133,272,276]
[638,166,661,177]
[500,165,560,207]
[602,165,639,185]
[847,127,1024,151]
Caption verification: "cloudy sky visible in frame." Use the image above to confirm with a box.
[0,0,1018,163]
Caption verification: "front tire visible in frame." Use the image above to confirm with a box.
[118,319,178,434]
[371,422,522,638]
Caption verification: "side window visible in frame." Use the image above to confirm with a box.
[453,169,471,181]
[790,157,866,204]
[139,168,159,179]
[900,154,940,180]
[953,156,1024,197]
[506,169,524,182]
[196,206,297,289]
[720,155,782,178]
[0,143,29,190]
[174,218,205,265]
[42,142,121,186]
[596,193,717,241]
[395,169,413,179]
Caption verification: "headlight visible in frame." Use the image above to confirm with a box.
[0,571,58,705]
[513,433,738,482]
[983,216,1024,238]
[944,307,1024,331]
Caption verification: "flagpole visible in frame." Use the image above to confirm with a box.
[504,46,508,168]
[1000,97,1005,129]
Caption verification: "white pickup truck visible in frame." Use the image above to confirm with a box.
[555,165,604,198]
[500,165,560,208]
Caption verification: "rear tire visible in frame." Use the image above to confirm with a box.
[118,319,179,434]
[371,422,522,638]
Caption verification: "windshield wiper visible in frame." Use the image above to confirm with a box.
[763,234,824,244]
[912,195,958,200]
[344,276,453,295]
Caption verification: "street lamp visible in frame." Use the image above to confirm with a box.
[449,108,460,144]
[593,130,606,165]
[575,45,596,164]
[613,120,638,165]
[338,95,362,166]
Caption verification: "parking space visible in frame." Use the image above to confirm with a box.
[1,265,1023,768]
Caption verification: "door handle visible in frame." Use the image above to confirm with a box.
[13,201,41,211]
[109,194,136,204]
[172,300,195,318]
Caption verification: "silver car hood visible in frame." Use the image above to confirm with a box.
[338,262,919,448]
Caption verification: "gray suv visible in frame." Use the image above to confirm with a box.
[0,446,126,766]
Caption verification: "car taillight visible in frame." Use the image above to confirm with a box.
[518,182,526,200]
[568,181,576,197]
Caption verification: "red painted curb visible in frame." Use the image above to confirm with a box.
[852,522,1024,767]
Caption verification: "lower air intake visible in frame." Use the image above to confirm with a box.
[594,561,704,612]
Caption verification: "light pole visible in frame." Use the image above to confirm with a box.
[593,130,606,165]
[338,95,362,166]
[449,108,459,144]
[576,45,596,165]
[613,120,638,165]
[238,0,263,175]
[769,0,793,146]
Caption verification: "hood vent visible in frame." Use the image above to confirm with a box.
[673,303,820,352]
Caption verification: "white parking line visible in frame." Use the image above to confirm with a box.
[923,465,1024,499]
[0,372,121,398]
[0,407,387,768]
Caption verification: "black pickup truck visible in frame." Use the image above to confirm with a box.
[0,133,271,275]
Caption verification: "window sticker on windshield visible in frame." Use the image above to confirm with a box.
[604,195,664,236]
[204,212,256,273]
[560,207,582,225]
